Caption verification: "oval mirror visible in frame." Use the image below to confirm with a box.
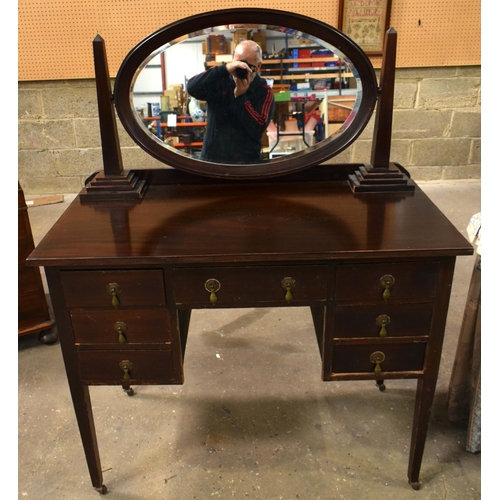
[114,8,378,179]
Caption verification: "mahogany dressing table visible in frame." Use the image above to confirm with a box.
[28,9,473,494]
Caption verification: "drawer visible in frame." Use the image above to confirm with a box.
[70,309,171,345]
[335,261,440,302]
[77,349,180,384]
[61,269,166,308]
[333,303,434,339]
[173,265,328,306]
[331,343,427,375]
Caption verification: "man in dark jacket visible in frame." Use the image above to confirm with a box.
[187,40,274,164]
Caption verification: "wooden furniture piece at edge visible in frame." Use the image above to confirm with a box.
[18,182,57,343]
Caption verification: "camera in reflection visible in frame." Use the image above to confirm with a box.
[236,67,247,79]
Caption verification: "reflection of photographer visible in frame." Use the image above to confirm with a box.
[187,40,274,163]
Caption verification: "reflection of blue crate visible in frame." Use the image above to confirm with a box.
[151,102,160,116]
[311,49,333,57]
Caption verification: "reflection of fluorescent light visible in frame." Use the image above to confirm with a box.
[270,152,292,158]
[215,54,232,63]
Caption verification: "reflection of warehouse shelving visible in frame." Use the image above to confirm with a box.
[132,32,360,157]
[143,116,206,151]
[206,57,353,84]
[263,58,352,77]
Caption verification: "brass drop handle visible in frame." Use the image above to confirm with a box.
[281,277,296,303]
[380,274,395,301]
[114,321,127,343]
[370,351,386,375]
[119,360,133,381]
[375,315,391,338]
[106,283,122,308]
[205,278,221,305]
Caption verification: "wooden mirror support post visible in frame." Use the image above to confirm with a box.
[348,28,415,193]
[80,35,147,200]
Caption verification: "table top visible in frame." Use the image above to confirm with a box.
[28,168,473,267]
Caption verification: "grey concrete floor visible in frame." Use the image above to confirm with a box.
[18,180,481,499]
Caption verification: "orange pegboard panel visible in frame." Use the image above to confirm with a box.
[390,0,480,67]
[18,0,479,81]
[18,0,98,80]
[94,0,340,79]
[18,0,339,80]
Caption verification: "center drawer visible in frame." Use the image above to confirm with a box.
[173,265,328,306]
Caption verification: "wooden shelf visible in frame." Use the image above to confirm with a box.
[206,56,340,67]
[172,142,203,147]
[143,117,206,127]
[205,57,353,84]
[263,57,339,65]
[275,72,353,80]
[165,122,206,127]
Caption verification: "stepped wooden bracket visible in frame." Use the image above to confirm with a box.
[80,170,147,201]
[80,35,147,200]
[349,28,415,193]
[348,162,415,193]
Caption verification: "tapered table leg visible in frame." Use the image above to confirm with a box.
[407,376,438,490]
[67,379,106,493]
[45,268,106,494]
[407,257,456,489]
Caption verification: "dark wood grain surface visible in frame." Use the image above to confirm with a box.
[28,178,472,266]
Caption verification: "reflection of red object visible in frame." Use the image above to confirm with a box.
[305,110,321,123]
[298,48,311,67]
[290,93,317,101]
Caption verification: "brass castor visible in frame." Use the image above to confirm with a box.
[409,480,421,490]
[94,484,107,494]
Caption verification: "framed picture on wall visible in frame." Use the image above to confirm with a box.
[338,0,392,55]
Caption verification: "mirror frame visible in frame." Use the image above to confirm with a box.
[114,8,379,179]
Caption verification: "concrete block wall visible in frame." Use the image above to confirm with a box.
[18,66,480,195]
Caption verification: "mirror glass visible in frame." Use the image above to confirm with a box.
[114,9,378,178]
[130,25,362,163]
